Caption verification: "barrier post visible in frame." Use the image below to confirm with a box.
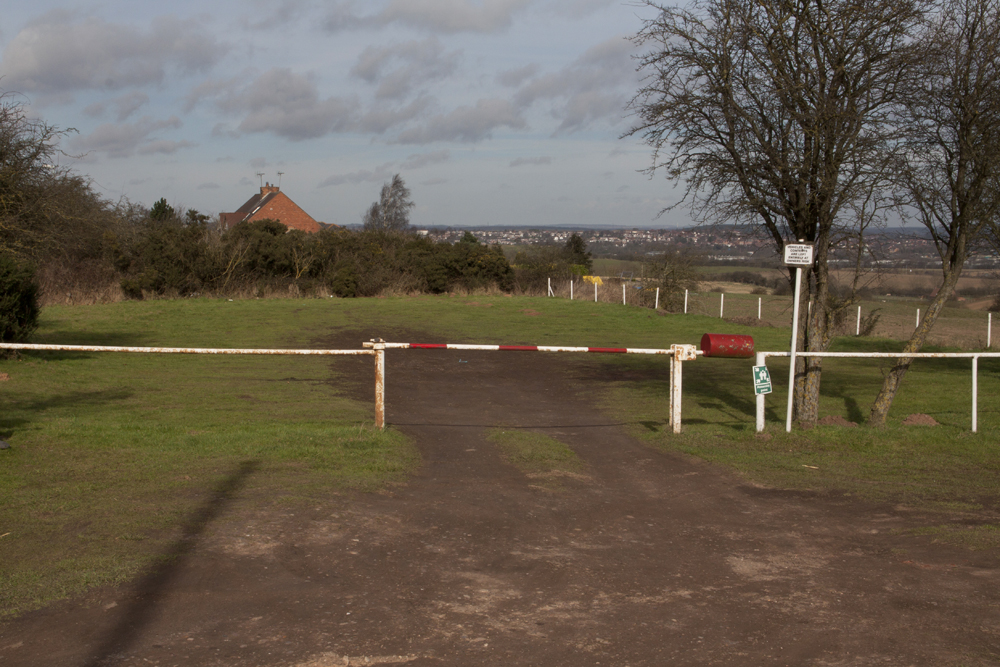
[756,351,767,432]
[669,344,698,434]
[372,339,386,430]
[973,356,979,433]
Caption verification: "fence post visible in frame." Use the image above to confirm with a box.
[655,287,660,311]
[684,289,689,314]
[755,351,767,432]
[972,356,979,433]
[720,293,724,318]
[623,283,626,306]
[989,313,992,348]
[372,339,386,431]
[594,282,598,303]
[916,308,921,329]
[570,280,574,300]
[758,297,761,320]
[669,345,697,434]
[548,278,553,297]
[856,305,861,336]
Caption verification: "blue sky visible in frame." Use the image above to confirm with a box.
[0,0,688,228]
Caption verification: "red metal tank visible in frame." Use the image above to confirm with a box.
[700,333,755,358]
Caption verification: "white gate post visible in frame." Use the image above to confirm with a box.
[972,356,979,433]
[372,340,386,430]
[669,345,697,434]
[756,351,767,432]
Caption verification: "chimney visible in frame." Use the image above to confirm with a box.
[261,181,279,194]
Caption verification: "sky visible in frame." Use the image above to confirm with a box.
[0,0,689,229]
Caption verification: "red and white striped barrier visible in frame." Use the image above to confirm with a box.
[365,340,701,433]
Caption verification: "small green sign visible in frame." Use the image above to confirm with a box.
[753,365,772,395]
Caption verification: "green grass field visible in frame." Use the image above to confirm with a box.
[1,294,998,617]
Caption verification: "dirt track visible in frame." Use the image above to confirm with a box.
[2,335,999,666]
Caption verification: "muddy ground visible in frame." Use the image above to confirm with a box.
[1,331,998,666]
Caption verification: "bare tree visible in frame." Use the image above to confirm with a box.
[869,0,1000,425]
[362,174,415,233]
[626,0,925,424]
[0,91,77,257]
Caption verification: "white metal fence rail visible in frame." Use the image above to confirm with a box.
[756,350,1000,432]
[2,340,703,433]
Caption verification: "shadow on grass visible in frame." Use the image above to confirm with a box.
[0,389,133,433]
[81,460,259,667]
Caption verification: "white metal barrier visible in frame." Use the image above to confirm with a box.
[755,350,1000,432]
[2,340,703,433]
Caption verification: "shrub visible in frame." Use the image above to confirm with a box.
[0,253,40,346]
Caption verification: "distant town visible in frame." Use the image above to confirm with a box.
[400,225,1000,270]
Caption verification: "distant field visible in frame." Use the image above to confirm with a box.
[1,295,998,617]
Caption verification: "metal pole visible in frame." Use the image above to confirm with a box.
[756,351,767,432]
[758,297,761,320]
[720,293,724,318]
[669,346,690,434]
[989,313,992,348]
[655,287,660,310]
[684,289,688,314]
[786,267,803,432]
[594,282,598,302]
[972,356,978,433]
[373,340,386,430]
[570,280,574,300]
[856,305,861,336]
[623,283,626,306]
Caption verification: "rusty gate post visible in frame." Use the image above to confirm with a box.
[669,344,698,434]
[372,339,386,430]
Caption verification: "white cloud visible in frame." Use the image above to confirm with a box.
[83,91,150,121]
[401,150,451,169]
[70,115,184,158]
[496,63,539,87]
[0,11,227,96]
[393,98,526,144]
[138,139,197,155]
[197,182,221,190]
[356,96,434,134]
[515,36,637,133]
[509,156,552,167]
[318,163,397,187]
[206,68,359,140]
[324,0,531,33]
[351,38,461,101]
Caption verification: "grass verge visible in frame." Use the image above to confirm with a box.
[1,294,997,615]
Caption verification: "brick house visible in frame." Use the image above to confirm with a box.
[219,184,322,233]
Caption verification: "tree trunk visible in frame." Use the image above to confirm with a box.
[867,269,962,426]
